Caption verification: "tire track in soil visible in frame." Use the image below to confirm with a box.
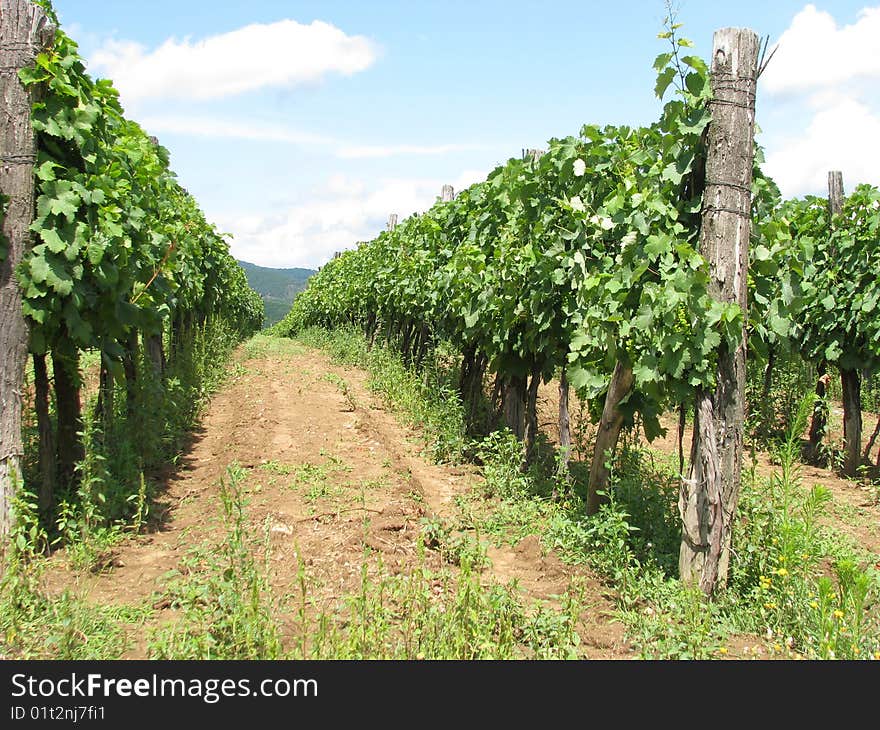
[44,341,634,659]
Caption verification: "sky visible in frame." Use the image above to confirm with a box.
[49,1,880,270]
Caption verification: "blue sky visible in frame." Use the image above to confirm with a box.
[52,1,880,269]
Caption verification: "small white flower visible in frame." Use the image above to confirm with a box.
[570,196,585,212]
[589,215,614,231]
[573,158,587,177]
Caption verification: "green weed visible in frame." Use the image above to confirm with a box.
[147,464,282,659]
[289,548,581,660]
[0,489,129,659]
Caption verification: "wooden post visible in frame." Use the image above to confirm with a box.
[828,171,844,217]
[505,152,546,451]
[387,214,398,231]
[53,343,84,488]
[679,27,759,595]
[147,333,165,378]
[441,185,454,202]
[0,0,54,548]
[841,370,862,476]
[557,368,571,480]
[865,415,880,465]
[145,134,166,379]
[828,171,862,477]
[523,364,542,463]
[808,173,843,466]
[501,376,526,440]
[807,362,829,464]
[32,353,55,515]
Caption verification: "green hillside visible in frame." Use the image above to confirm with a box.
[237,260,315,328]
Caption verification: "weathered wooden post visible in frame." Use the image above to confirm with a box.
[828,170,844,216]
[0,0,54,549]
[827,171,863,477]
[501,150,547,448]
[144,134,166,379]
[522,148,545,162]
[441,185,454,202]
[807,367,829,463]
[865,415,880,465]
[679,27,760,595]
[146,335,165,378]
[808,172,844,465]
[525,149,553,462]
[557,370,572,480]
[387,214,398,231]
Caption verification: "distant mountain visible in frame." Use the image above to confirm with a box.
[237,260,315,328]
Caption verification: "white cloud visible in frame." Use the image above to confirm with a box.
[135,113,496,160]
[336,143,488,159]
[760,4,880,197]
[762,5,880,97]
[138,115,335,146]
[213,170,490,269]
[88,19,378,103]
[763,98,880,197]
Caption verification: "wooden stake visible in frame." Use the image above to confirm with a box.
[828,171,863,477]
[679,27,760,595]
[0,0,54,548]
[557,368,571,480]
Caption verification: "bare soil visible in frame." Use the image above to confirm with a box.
[41,339,880,660]
[43,341,633,659]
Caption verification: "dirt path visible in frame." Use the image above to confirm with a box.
[46,338,633,659]
[40,337,880,660]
